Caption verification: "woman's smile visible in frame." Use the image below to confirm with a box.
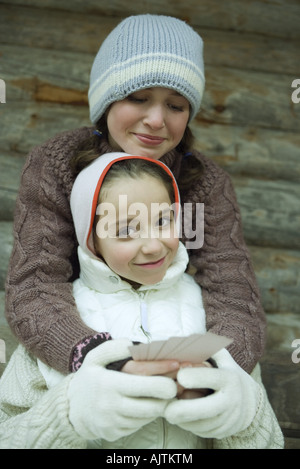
[133,133,166,146]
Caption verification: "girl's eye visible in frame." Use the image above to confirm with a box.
[157,216,173,228]
[118,226,133,238]
[118,225,139,238]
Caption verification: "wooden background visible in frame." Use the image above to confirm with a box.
[0,0,299,448]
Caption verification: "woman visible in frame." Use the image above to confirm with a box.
[5,14,266,376]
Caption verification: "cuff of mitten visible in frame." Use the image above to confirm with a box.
[71,333,112,372]
[213,386,283,449]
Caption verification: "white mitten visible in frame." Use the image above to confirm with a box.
[68,339,177,441]
[165,349,262,439]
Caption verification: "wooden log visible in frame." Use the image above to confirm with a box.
[0,152,25,221]
[191,123,300,183]
[201,29,300,76]
[1,23,300,77]
[3,1,300,38]
[198,66,300,132]
[1,45,90,104]
[249,247,300,314]
[0,222,14,289]
[0,102,90,155]
[260,312,300,433]
[1,45,91,103]
[232,176,300,249]
[0,4,118,54]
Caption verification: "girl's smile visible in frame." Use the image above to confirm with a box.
[134,256,166,269]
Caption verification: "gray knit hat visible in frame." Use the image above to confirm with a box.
[88,15,205,124]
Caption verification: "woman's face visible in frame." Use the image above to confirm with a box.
[106,87,190,160]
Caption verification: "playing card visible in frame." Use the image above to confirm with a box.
[129,332,232,363]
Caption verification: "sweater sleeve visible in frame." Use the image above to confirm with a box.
[186,154,267,373]
[0,346,87,449]
[5,128,101,374]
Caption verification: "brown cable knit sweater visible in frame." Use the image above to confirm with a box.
[5,126,266,374]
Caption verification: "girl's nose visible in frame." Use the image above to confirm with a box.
[143,105,165,129]
[140,237,163,255]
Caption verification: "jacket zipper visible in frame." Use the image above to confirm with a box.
[137,292,166,448]
[137,291,152,342]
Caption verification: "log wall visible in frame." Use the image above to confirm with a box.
[0,0,299,447]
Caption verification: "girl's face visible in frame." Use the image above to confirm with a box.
[107,87,190,160]
[94,174,179,286]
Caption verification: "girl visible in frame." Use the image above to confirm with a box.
[0,154,283,449]
[5,14,266,377]
[39,153,208,390]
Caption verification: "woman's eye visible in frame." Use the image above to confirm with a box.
[127,95,146,103]
[169,103,184,112]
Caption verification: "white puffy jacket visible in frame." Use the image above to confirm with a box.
[33,241,283,449]
[73,241,206,343]
[38,242,206,381]
[38,241,207,448]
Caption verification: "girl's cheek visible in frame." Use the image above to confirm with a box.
[111,242,136,264]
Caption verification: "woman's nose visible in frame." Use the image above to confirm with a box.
[143,105,165,129]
